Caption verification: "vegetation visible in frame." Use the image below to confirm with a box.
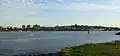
[61,41,120,56]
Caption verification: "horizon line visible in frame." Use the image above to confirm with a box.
[0,24,120,28]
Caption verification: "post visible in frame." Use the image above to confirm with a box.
[88,29,90,34]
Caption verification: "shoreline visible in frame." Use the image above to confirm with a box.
[12,40,120,56]
[0,31,119,32]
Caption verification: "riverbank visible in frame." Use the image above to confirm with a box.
[61,40,120,56]
[12,40,120,56]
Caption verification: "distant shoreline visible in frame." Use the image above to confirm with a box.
[0,24,120,32]
[0,30,119,32]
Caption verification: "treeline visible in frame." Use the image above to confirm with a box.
[0,24,120,31]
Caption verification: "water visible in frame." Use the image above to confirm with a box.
[0,31,120,56]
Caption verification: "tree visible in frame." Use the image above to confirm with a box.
[26,25,31,31]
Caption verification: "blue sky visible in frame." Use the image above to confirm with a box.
[1,0,120,27]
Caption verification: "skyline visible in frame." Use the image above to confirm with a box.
[0,24,120,31]
[1,0,120,27]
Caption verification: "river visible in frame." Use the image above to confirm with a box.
[0,31,120,56]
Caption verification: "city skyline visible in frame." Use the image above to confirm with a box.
[1,0,120,27]
[0,24,120,31]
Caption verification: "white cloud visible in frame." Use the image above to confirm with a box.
[2,0,120,11]
[63,3,120,11]
[37,3,120,11]
[1,0,120,26]
[110,0,120,4]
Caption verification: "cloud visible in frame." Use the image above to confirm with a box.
[1,0,120,19]
[36,2,120,11]
[66,3,120,11]
[110,0,120,4]
[1,0,120,26]
[1,0,120,20]
[1,0,120,11]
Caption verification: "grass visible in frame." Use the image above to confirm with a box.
[61,40,120,56]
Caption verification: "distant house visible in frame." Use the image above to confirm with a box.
[93,28,105,31]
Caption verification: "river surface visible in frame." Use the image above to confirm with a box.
[0,31,120,56]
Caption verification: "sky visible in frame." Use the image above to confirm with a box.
[1,0,120,27]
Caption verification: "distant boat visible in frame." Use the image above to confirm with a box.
[115,32,120,35]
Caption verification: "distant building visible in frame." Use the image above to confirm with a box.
[93,28,105,31]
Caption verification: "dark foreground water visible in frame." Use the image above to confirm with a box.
[0,31,120,56]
